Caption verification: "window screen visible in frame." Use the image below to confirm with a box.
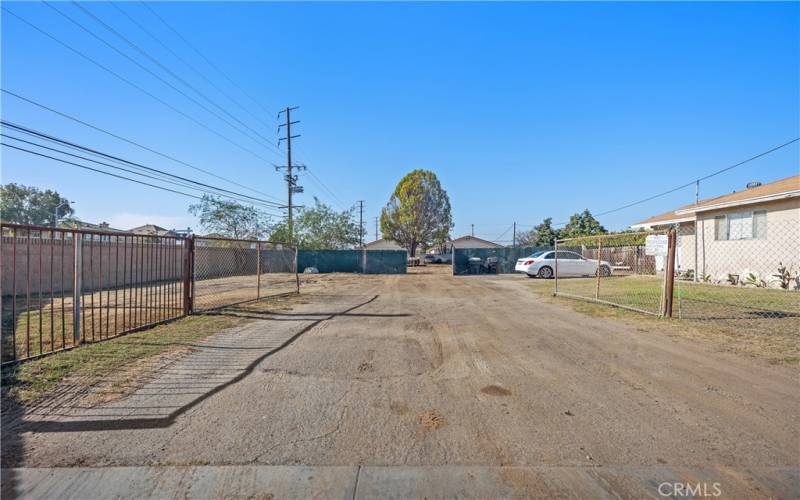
[714,216,727,241]
[728,212,753,240]
[753,210,767,239]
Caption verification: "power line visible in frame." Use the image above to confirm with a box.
[1,89,283,202]
[304,168,347,210]
[42,2,283,161]
[121,2,350,213]
[492,224,514,243]
[67,1,285,158]
[0,121,286,213]
[111,2,274,131]
[554,137,800,226]
[140,1,274,118]
[74,1,349,216]
[275,107,304,241]
[2,141,204,200]
[3,132,242,205]
[1,120,282,206]
[3,6,277,166]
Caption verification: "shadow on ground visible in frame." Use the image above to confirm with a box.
[0,293,387,487]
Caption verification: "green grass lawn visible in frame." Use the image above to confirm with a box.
[553,275,665,314]
[527,275,800,365]
[534,275,799,315]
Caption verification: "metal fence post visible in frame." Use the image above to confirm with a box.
[72,235,82,345]
[595,238,602,300]
[182,236,194,315]
[294,247,300,293]
[554,240,559,295]
[256,242,262,299]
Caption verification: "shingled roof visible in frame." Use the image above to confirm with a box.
[632,175,799,228]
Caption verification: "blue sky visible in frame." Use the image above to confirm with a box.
[2,1,798,242]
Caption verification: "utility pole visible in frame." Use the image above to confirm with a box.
[277,106,304,242]
[471,224,474,237]
[512,222,517,248]
[357,200,365,247]
[374,216,379,241]
[693,179,699,282]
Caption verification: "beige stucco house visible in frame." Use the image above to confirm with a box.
[632,175,799,287]
[359,238,405,251]
[447,235,504,252]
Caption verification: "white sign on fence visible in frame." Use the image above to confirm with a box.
[645,235,668,256]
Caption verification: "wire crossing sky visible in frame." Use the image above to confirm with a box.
[2,1,798,236]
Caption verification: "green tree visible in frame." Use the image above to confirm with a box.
[270,198,360,249]
[188,195,272,239]
[531,217,559,247]
[380,169,453,256]
[0,183,73,225]
[559,209,607,239]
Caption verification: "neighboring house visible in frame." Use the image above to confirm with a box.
[58,220,128,240]
[129,224,180,237]
[59,220,126,233]
[447,235,504,252]
[632,175,800,286]
[359,238,405,251]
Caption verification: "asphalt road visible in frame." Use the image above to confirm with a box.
[3,266,798,497]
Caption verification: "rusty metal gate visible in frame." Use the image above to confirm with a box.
[1,223,297,364]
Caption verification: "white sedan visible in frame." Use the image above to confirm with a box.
[515,250,612,278]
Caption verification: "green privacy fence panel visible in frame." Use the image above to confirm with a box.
[298,250,360,273]
[453,246,552,275]
[297,250,407,274]
[364,250,407,274]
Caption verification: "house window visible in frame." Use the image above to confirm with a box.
[714,210,767,240]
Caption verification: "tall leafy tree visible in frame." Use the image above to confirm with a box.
[532,217,559,247]
[188,195,272,239]
[270,198,360,249]
[0,183,73,225]
[559,209,607,239]
[380,169,453,256]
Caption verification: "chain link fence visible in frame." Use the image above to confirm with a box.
[192,237,298,312]
[554,230,668,316]
[1,223,297,364]
[550,220,799,337]
[675,219,800,336]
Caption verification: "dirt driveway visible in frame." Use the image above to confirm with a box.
[3,266,798,494]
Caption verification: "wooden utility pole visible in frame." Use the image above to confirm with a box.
[277,106,303,242]
[663,227,677,317]
[471,224,474,237]
[357,200,365,247]
[512,222,516,248]
[374,216,379,241]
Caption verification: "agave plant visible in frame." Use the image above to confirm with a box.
[772,262,798,290]
[744,272,766,288]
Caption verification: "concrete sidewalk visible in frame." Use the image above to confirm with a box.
[2,465,798,499]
